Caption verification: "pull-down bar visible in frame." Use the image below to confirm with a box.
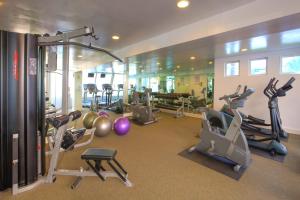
[38,26,123,114]
[38,41,123,63]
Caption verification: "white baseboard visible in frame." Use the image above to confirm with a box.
[284,127,300,135]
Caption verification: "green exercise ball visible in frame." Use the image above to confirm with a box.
[93,116,112,137]
[82,111,98,129]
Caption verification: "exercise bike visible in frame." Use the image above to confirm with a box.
[131,88,159,125]
[189,87,254,172]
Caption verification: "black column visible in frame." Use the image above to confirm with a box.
[24,34,38,184]
[0,29,9,191]
[0,30,40,191]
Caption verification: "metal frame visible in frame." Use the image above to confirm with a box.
[12,113,132,195]
[11,27,129,195]
[38,27,124,114]
[38,27,94,114]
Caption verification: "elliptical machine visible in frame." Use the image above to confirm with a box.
[219,77,294,156]
[131,88,159,125]
[222,78,294,139]
[245,77,295,156]
[189,87,254,172]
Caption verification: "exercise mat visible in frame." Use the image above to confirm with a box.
[249,147,285,162]
[178,147,248,180]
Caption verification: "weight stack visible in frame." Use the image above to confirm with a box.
[0,30,40,191]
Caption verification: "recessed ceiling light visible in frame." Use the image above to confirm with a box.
[190,56,196,60]
[112,35,120,40]
[177,0,190,8]
[157,62,160,65]
[176,65,180,69]
[241,48,248,52]
[209,61,213,65]
[77,55,83,58]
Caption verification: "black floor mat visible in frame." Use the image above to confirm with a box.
[249,147,285,162]
[178,147,248,180]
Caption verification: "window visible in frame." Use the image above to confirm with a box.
[141,77,150,89]
[113,61,124,73]
[129,64,137,76]
[166,76,175,93]
[281,56,300,74]
[150,77,159,92]
[225,61,240,76]
[250,58,267,75]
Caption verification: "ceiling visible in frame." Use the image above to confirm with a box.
[125,13,300,75]
[0,0,254,50]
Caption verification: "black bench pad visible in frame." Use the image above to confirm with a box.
[81,148,117,160]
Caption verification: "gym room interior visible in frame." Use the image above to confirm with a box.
[0,0,300,200]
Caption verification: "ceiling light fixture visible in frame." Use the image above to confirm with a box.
[190,56,196,60]
[176,65,180,69]
[177,0,190,8]
[241,48,248,52]
[157,62,160,65]
[209,61,213,65]
[112,35,120,40]
[191,67,194,71]
[77,55,83,58]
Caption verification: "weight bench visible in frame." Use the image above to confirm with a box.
[71,148,133,189]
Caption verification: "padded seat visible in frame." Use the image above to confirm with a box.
[79,148,128,184]
[81,148,117,160]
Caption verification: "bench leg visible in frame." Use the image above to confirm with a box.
[107,160,127,182]
[95,160,106,171]
[86,160,105,181]
[113,158,128,175]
